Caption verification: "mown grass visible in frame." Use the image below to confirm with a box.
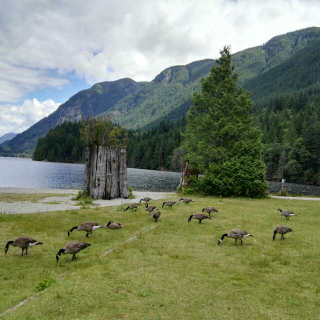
[0,195,319,319]
[0,193,71,203]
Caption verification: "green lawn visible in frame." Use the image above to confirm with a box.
[0,196,319,319]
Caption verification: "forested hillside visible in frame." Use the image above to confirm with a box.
[126,119,185,171]
[105,27,320,128]
[33,120,185,170]
[254,86,320,184]
[2,27,320,156]
[33,33,320,185]
[246,40,320,184]
[1,78,145,154]
[33,122,85,163]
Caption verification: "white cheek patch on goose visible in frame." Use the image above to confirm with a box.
[243,234,250,238]
[92,226,101,231]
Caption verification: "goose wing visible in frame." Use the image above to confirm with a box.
[16,237,37,246]
[229,229,248,236]
[65,241,91,253]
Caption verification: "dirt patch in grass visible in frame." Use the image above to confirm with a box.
[0,193,72,203]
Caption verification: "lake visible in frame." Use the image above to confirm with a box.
[0,157,181,192]
[2,157,320,195]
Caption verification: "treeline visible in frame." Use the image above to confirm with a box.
[33,119,185,170]
[126,118,185,171]
[33,90,320,184]
[33,122,86,163]
[255,84,320,184]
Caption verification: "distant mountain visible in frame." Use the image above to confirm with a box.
[0,132,17,145]
[2,27,320,155]
[244,39,320,100]
[1,78,145,154]
[105,27,320,128]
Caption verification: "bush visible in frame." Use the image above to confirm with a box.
[184,156,268,198]
[128,186,134,199]
[276,187,288,196]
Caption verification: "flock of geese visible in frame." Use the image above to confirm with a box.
[4,196,297,261]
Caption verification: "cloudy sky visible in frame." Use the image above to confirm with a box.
[0,0,319,137]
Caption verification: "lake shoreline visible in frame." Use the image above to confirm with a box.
[0,188,175,214]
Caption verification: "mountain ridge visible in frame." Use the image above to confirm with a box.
[2,27,320,155]
[0,132,17,145]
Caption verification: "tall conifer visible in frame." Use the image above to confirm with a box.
[183,46,267,197]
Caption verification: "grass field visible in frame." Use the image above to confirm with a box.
[0,195,319,319]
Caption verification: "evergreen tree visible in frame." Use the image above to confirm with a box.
[183,46,267,197]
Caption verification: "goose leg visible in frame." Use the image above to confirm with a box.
[281,235,283,240]
[199,220,202,224]
[234,239,237,245]
[21,249,24,256]
[86,232,89,238]
[240,239,243,245]
[26,248,28,255]
[72,254,76,261]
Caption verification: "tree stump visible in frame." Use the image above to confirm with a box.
[84,146,129,199]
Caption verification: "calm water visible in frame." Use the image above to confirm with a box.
[0,157,180,192]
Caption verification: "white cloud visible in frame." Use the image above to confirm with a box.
[1,0,319,88]
[0,0,319,135]
[0,99,60,137]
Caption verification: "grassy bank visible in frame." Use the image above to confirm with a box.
[0,195,319,319]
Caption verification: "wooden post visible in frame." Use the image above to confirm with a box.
[84,146,129,199]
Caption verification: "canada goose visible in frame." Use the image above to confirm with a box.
[188,213,211,224]
[273,226,293,240]
[278,209,297,220]
[179,198,194,205]
[4,237,43,256]
[162,201,177,209]
[139,197,152,204]
[124,203,139,211]
[145,204,157,212]
[218,229,253,245]
[68,222,101,238]
[56,241,91,262]
[151,209,161,222]
[106,221,123,229]
[202,206,219,217]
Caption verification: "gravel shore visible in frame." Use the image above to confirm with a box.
[0,188,175,214]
